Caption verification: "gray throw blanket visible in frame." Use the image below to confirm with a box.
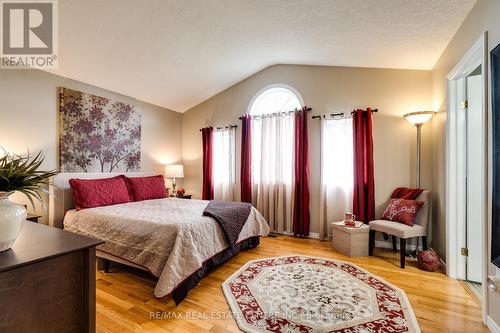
[203,200,252,247]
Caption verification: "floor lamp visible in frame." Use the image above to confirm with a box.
[403,111,436,188]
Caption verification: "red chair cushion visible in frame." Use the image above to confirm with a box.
[382,198,424,226]
[69,176,131,210]
[125,175,166,201]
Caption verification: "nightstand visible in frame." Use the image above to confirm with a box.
[177,195,192,199]
[26,214,42,223]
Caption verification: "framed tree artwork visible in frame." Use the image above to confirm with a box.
[59,87,141,172]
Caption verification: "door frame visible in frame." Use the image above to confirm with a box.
[446,32,488,323]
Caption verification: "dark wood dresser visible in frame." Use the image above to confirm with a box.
[0,222,103,333]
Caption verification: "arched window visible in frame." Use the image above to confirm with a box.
[247,85,302,233]
[249,86,303,115]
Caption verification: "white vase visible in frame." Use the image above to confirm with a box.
[0,192,27,252]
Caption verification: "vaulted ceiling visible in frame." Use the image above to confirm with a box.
[52,0,476,112]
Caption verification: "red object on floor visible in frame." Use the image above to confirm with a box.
[240,114,252,203]
[352,108,375,223]
[391,187,424,200]
[293,106,311,237]
[201,127,214,200]
[417,249,442,272]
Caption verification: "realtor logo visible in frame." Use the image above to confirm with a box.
[1,0,58,68]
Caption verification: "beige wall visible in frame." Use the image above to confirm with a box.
[0,69,183,223]
[431,0,500,325]
[182,64,433,236]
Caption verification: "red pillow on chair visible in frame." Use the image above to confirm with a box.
[69,176,131,210]
[125,175,166,201]
[382,198,424,226]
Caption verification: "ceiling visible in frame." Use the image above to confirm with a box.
[53,0,476,112]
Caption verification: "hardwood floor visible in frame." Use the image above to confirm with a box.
[95,235,488,332]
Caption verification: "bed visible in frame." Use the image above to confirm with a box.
[49,173,269,303]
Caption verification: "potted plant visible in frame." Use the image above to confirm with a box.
[0,150,57,252]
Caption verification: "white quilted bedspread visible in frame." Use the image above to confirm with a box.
[63,198,269,297]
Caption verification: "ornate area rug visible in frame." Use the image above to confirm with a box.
[222,255,420,333]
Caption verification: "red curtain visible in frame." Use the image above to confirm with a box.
[293,106,311,237]
[201,127,214,200]
[352,108,375,223]
[240,115,252,203]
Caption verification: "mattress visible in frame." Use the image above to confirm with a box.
[63,197,269,297]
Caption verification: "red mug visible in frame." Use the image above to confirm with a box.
[345,212,356,222]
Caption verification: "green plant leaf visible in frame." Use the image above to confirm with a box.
[0,148,58,209]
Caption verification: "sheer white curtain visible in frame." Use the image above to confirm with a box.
[319,117,354,239]
[213,128,236,201]
[251,115,295,233]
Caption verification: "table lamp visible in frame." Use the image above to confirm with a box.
[165,164,184,195]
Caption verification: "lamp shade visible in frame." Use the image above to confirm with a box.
[403,111,435,125]
[165,164,184,178]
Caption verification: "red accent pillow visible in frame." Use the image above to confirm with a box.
[69,176,131,210]
[382,198,424,226]
[417,249,442,272]
[125,175,166,201]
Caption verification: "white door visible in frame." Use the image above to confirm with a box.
[466,74,483,283]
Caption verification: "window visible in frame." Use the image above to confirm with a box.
[248,85,302,233]
[321,118,353,189]
[249,86,302,185]
[213,128,236,201]
[318,117,354,239]
[249,86,302,115]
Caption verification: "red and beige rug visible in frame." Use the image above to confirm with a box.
[222,255,420,333]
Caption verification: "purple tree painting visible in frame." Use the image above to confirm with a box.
[59,88,141,172]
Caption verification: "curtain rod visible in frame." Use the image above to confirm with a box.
[312,108,378,120]
[199,125,237,132]
[239,106,312,120]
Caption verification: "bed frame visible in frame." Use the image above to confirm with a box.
[49,172,261,304]
[49,173,158,273]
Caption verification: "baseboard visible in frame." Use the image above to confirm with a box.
[273,231,320,239]
[431,247,447,271]
[440,258,446,271]
[487,316,500,333]
[375,240,419,251]
[277,233,422,250]
[276,233,424,252]
[308,232,320,239]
